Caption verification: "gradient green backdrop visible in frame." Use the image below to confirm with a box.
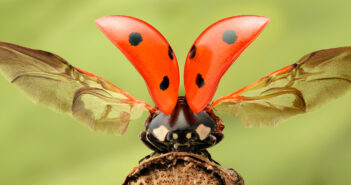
[1,0,351,184]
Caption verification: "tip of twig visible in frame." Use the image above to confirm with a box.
[123,152,244,185]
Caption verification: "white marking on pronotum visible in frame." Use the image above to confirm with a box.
[152,125,169,141]
[195,124,211,140]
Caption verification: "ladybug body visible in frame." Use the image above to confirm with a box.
[1,15,351,164]
[140,96,223,156]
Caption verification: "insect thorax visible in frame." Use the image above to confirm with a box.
[143,97,223,152]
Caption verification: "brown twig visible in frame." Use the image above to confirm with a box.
[123,152,244,185]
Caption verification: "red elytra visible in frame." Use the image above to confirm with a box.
[96,15,269,114]
[95,16,179,115]
[184,16,270,113]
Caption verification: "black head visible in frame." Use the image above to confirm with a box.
[142,96,223,152]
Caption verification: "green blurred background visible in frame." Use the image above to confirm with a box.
[1,0,351,184]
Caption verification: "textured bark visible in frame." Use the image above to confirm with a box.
[123,152,244,185]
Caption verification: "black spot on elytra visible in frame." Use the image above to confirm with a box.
[128,32,143,46]
[160,76,170,90]
[222,30,237,45]
[168,46,174,60]
[189,45,196,59]
[195,73,205,88]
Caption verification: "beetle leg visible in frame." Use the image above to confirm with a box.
[203,150,220,165]
[201,149,220,165]
[138,151,158,163]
